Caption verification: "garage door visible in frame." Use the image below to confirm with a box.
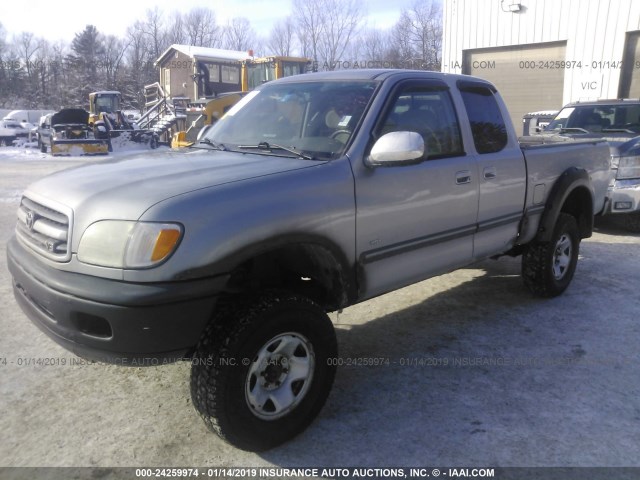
[619,31,640,98]
[463,42,566,134]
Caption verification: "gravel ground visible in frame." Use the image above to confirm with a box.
[0,147,639,471]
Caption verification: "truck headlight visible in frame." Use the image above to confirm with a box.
[617,155,640,180]
[77,221,182,268]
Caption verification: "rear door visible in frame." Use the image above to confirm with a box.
[457,80,527,259]
[354,79,479,299]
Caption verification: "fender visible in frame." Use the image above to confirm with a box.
[179,232,357,309]
[536,167,594,242]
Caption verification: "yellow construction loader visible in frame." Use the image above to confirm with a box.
[88,91,158,150]
[171,56,310,148]
[242,55,311,91]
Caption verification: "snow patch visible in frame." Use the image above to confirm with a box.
[0,143,169,163]
[0,189,22,203]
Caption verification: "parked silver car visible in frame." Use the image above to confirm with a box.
[545,99,640,231]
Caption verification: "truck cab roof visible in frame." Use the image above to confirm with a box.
[273,68,496,86]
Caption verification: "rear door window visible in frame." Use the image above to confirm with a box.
[459,83,508,154]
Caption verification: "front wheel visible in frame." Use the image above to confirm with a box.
[522,213,580,297]
[190,292,337,451]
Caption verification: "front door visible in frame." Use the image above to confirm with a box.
[354,80,479,299]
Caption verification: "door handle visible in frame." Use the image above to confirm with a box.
[483,167,497,180]
[455,170,471,185]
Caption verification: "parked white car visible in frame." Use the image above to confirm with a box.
[0,119,29,146]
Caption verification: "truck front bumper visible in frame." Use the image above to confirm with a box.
[607,179,640,214]
[7,236,227,365]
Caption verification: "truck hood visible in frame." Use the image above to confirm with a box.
[51,108,90,126]
[608,135,640,156]
[26,148,324,222]
[539,130,640,154]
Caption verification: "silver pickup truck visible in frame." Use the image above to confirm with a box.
[7,70,610,451]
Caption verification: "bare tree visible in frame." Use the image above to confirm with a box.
[30,38,54,107]
[16,32,39,80]
[318,0,365,68]
[267,17,295,57]
[0,3,443,110]
[223,17,256,52]
[184,8,220,47]
[360,29,392,63]
[165,13,187,46]
[291,0,324,62]
[141,7,168,60]
[102,35,128,89]
[47,41,72,108]
[126,21,152,67]
[124,21,156,109]
[292,0,365,69]
[391,0,442,70]
[0,22,6,53]
[296,27,312,59]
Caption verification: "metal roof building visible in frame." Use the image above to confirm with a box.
[442,0,640,132]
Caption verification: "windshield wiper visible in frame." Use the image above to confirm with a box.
[197,138,228,151]
[237,141,314,160]
[558,127,592,134]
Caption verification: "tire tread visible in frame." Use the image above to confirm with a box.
[190,291,336,451]
[522,213,580,297]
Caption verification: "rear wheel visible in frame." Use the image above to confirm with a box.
[522,213,580,297]
[190,291,337,451]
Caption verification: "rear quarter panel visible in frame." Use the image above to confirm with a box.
[519,138,611,242]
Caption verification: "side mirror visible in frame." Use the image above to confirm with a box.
[367,131,425,167]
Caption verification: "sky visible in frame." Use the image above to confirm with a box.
[0,0,419,44]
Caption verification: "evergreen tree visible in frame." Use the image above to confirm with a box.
[67,25,105,107]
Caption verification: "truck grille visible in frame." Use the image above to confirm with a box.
[16,196,71,261]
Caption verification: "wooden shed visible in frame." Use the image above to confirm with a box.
[155,44,252,101]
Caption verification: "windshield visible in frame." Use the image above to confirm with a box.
[203,80,378,160]
[546,104,640,134]
[95,95,120,114]
[246,62,276,90]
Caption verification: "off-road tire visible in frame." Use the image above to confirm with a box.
[522,213,580,297]
[622,212,640,233]
[190,291,337,451]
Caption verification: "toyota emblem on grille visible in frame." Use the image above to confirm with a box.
[25,210,35,231]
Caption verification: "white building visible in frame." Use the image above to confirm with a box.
[442,0,640,132]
